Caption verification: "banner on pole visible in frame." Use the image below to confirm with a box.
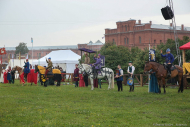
[149,49,156,62]
[31,38,33,43]
[100,55,105,67]
[0,48,6,55]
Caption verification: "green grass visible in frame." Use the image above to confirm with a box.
[0,80,190,127]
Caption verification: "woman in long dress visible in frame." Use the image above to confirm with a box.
[0,68,5,83]
[79,74,85,87]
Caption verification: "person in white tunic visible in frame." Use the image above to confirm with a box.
[0,67,5,83]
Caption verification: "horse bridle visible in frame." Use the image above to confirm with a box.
[79,64,91,76]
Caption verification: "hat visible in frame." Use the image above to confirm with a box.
[166,48,171,52]
[44,66,46,67]
[75,64,78,66]
[26,59,28,61]
[98,54,101,56]
[128,61,132,63]
[48,57,51,59]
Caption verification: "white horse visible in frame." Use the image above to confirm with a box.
[78,64,115,90]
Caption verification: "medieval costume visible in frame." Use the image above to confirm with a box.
[27,69,38,85]
[0,67,5,83]
[127,61,135,92]
[84,53,90,64]
[74,64,79,87]
[7,66,12,84]
[83,71,88,87]
[161,48,174,77]
[79,74,85,87]
[11,68,15,84]
[45,57,53,77]
[24,59,30,80]
[3,70,8,84]
[116,65,123,91]
[92,54,102,79]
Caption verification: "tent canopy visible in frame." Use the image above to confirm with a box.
[179,42,190,50]
[32,50,80,65]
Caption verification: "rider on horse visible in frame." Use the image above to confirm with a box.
[23,59,30,80]
[92,54,101,79]
[161,48,174,77]
[45,57,53,77]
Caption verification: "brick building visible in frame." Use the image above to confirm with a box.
[1,40,104,63]
[105,19,190,49]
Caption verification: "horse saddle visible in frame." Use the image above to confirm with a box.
[164,64,176,71]
[47,69,53,75]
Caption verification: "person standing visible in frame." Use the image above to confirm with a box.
[83,71,88,87]
[161,48,174,77]
[73,64,79,87]
[11,68,15,84]
[7,66,12,84]
[115,65,123,91]
[79,74,85,87]
[45,57,53,77]
[0,67,5,83]
[84,53,90,64]
[127,61,135,92]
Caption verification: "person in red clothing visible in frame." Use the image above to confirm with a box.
[3,69,8,84]
[73,64,79,87]
[79,73,85,87]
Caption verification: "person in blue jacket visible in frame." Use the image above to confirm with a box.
[23,59,30,80]
[161,48,174,77]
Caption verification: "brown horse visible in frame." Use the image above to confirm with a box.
[144,62,183,93]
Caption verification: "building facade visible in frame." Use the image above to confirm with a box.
[105,19,190,49]
[0,40,104,63]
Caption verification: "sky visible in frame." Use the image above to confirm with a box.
[0,0,190,47]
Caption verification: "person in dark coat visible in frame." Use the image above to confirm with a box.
[11,68,15,84]
[23,59,30,80]
[83,71,88,87]
[73,64,79,87]
[115,65,123,91]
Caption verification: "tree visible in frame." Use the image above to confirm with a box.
[15,42,29,55]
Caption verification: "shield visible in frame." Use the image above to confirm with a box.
[127,77,133,86]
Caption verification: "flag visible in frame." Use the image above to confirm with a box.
[8,54,10,64]
[0,56,2,64]
[102,36,105,39]
[31,38,33,43]
[19,52,21,60]
[12,54,14,62]
[0,48,6,55]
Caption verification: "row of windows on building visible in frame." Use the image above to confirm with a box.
[112,37,163,45]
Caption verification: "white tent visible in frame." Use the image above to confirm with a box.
[32,50,80,74]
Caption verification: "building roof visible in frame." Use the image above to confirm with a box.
[151,24,190,31]
[1,45,78,51]
[87,40,104,45]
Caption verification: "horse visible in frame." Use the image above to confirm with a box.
[143,61,183,93]
[78,64,114,90]
[34,65,62,87]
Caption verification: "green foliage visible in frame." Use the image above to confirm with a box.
[15,42,29,55]
[0,81,190,126]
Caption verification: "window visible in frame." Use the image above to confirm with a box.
[160,40,162,43]
[124,38,126,45]
[113,39,114,42]
[46,53,47,55]
[127,38,129,44]
[139,37,141,43]
[125,25,127,31]
[39,53,41,58]
[154,40,156,43]
[29,55,31,58]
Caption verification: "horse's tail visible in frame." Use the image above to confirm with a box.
[111,71,114,89]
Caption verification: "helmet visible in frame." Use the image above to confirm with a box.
[166,48,171,52]
[48,57,51,59]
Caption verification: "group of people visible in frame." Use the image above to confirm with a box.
[115,61,135,92]
[0,66,15,84]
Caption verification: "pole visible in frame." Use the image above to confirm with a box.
[148,44,150,92]
[32,39,33,63]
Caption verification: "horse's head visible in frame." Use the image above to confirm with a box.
[78,63,85,74]
[143,62,153,74]
[34,65,39,73]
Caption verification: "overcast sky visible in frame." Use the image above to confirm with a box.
[0,0,190,47]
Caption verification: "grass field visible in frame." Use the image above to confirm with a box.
[0,80,189,127]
